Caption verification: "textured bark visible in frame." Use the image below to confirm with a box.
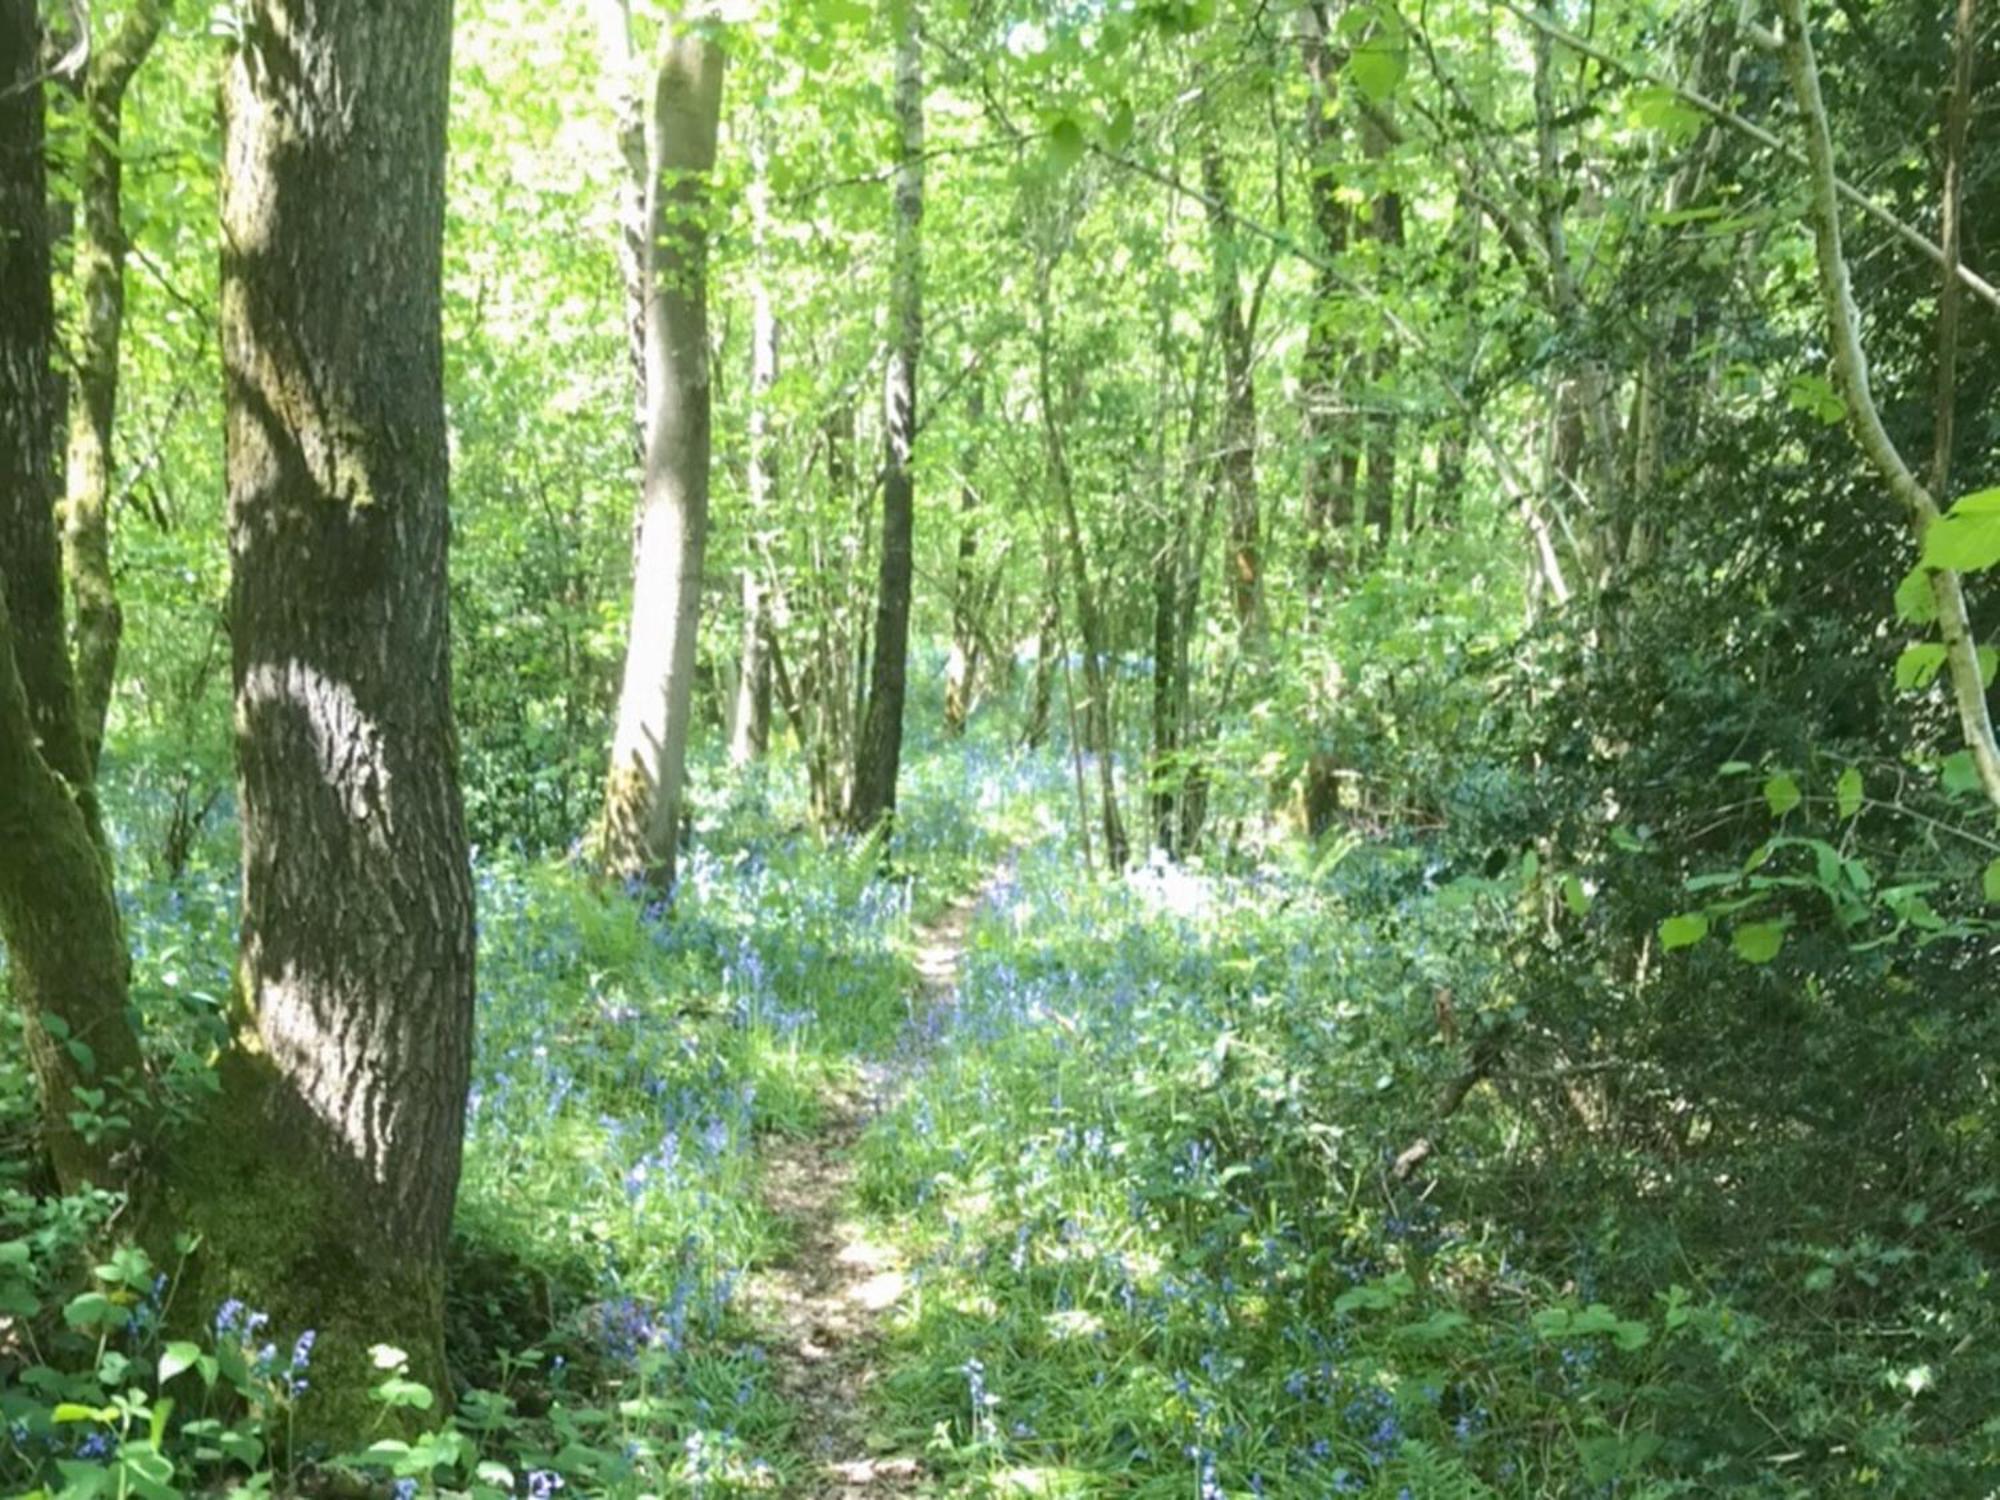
[594,0,650,462]
[849,0,923,835]
[61,0,165,772]
[213,0,476,1426]
[601,31,726,885]
[0,0,145,1192]
[1201,145,1261,641]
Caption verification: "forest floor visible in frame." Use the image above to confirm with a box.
[741,878,987,1496]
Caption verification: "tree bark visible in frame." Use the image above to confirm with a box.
[210,0,476,1429]
[61,0,165,774]
[1300,3,1354,595]
[601,30,726,885]
[0,0,146,1193]
[1201,144,1262,641]
[849,0,923,834]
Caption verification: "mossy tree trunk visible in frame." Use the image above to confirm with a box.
[0,0,148,1197]
[601,28,726,888]
[61,0,166,774]
[210,0,476,1432]
[849,0,923,835]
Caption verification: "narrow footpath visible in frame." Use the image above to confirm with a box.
[741,881,987,1496]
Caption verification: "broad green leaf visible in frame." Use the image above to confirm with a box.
[1103,100,1135,154]
[1923,492,2000,572]
[1983,859,2000,905]
[1625,85,1704,138]
[158,1341,203,1386]
[1895,567,1938,624]
[1046,116,1087,173]
[1837,766,1863,819]
[1894,643,1948,692]
[1983,646,1999,687]
[1561,873,1591,916]
[1659,912,1708,950]
[1942,750,1980,795]
[1785,373,1845,425]
[1763,772,1801,817]
[1348,34,1407,101]
[1731,921,1786,964]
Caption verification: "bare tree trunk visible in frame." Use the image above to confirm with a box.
[1362,112,1403,552]
[1037,255,1129,871]
[210,0,475,1432]
[0,0,146,1193]
[60,0,164,772]
[1300,3,1354,594]
[601,31,726,886]
[731,125,776,768]
[943,371,984,736]
[1201,144,1262,642]
[1778,0,2000,810]
[850,0,923,834]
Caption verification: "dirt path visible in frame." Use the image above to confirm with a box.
[742,882,988,1496]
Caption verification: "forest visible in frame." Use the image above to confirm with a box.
[4,0,2000,1492]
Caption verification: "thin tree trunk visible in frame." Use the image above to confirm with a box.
[732,126,776,768]
[210,0,475,1431]
[1362,111,1403,551]
[1300,3,1353,594]
[1778,0,2000,810]
[60,0,165,773]
[1037,257,1129,871]
[943,372,984,736]
[1201,144,1262,642]
[601,31,726,886]
[0,0,146,1193]
[850,0,923,834]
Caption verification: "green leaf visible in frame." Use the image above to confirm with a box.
[1763,772,1801,817]
[1982,859,2000,904]
[1895,642,1949,691]
[1659,913,1708,950]
[1923,490,2000,572]
[1895,567,1938,624]
[1102,99,1134,154]
[158,1341,203,1386]
[1982,646,1999,688]
[1837,766,1863,819]
[1045,116,1087,173]
[1561,873,1591,916]
[1785,372,1845,425]
[1348,32,1407,102]
[1731,921,1786,964]
[1942,750,1980,795]
[1625,85,1704,138]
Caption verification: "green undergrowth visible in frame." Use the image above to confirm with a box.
[2,726,1058,1498]
[850,832,2000,1498]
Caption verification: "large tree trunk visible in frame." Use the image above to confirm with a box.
[849,0,923,834]
[731,128,776,768]
[60,0,165,773]
[1300,4,1354,596]
[601,32,726,885]
[208,0,476,1432]
[0,0,146,1193]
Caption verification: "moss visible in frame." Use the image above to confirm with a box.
[164,1048,452,1452]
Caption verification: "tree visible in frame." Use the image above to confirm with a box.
[848,0,923,835]
[206,0,476,1423]
[600,22,727,886]
[0,0,147,1196]
[732,116,777,768]
[61,0,168,773]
